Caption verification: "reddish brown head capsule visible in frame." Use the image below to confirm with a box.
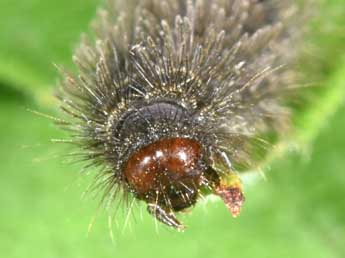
[123,138,206,229]
[124,138,204,226]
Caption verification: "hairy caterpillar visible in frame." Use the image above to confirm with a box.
[57,0,303,230]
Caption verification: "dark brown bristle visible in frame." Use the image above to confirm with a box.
[57,0,305,230]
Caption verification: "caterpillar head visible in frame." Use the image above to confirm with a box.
[109,101,244,230]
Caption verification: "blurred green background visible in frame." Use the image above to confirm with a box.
[1,0,345,258]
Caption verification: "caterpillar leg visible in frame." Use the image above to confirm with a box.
[212,152,245,217]
[147,203,186,231]
[215,181,245,218]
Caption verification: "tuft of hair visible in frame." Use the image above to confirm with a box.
[57,0,304,209]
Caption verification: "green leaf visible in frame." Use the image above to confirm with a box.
[0,0,98,102]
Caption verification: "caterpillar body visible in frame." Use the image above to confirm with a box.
[58,0,302,230]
